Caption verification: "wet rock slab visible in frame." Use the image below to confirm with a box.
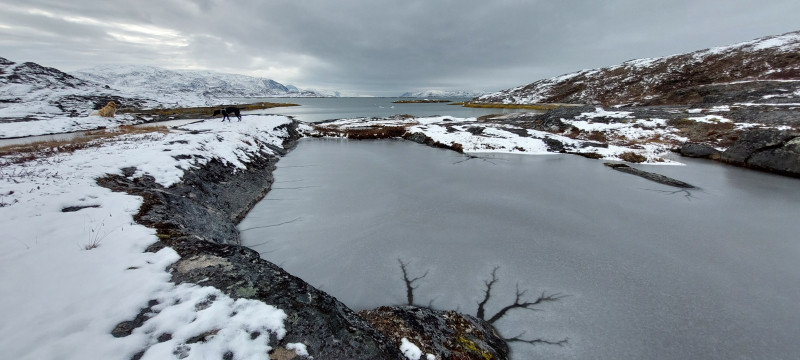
[604,162,695,188]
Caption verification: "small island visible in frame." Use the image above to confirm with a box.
[392,99,452,103]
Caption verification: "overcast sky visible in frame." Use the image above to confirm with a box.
[1,0,799,96]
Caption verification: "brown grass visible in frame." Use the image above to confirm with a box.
[667,118,738,146]
[619,151,647,163]
[311,125,408,140]
[586,131,608,142]
[0,126,169,165]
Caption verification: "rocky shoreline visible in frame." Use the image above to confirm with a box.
[96,120,508,360]
[310,104,800,181]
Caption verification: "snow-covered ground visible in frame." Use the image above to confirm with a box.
[0,113,147,140]
[309,110,693,164]
[0,116,313,360]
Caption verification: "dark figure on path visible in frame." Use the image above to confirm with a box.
[213,106,242,121]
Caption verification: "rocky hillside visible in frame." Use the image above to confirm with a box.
[476,30,800,106]
[71,65,332,105]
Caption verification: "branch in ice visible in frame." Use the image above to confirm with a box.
[398,258,429,306]
[475,266,567,325]
[505,331,568,347]
[239,217,302,231]
[453,153,498,165]
[271,185,321,190]
[476,266,500,321]
[487,285,567,324]
[645,188,696,200]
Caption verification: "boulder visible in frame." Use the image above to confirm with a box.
[680,142,722,159]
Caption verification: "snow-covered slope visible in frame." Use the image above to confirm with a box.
[477,30,800,106]
[71,65,332,106]
[0,116,307,360]
[400,89,487,98]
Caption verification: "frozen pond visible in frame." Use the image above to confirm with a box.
[240,138,800,359]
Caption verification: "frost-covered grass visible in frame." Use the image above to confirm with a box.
[0,115,310,360]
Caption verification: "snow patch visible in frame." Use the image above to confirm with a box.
[400,338,422,360]
[688,115,733,123]
[286,343,311,357]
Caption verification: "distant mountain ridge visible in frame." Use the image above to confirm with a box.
[0,57,339,121]
[71,65,333,103]
[400,89,487,98]
[477,30,800,106]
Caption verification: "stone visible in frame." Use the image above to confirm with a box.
[680,142,722,159]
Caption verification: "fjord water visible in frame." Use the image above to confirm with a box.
[242,97,530,122]
[239,139,800,359]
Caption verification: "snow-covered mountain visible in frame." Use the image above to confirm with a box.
[71,65,333,106]
[477,30,800,106]
[400,89,487,98]
[0,56,154,120]
[0,57,337,123]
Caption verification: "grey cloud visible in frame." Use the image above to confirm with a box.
[2,0,799,95]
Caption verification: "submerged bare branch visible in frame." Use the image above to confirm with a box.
[398,258,429,306]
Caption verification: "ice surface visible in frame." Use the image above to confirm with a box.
[240,138,800,360]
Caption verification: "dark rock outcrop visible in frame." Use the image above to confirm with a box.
[720,128,800,176]
[361,306,509,360]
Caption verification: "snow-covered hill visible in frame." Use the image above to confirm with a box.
[71,65,333,106]
[399,89,487,98]
[0,56,154,120]
[477,30,800,106]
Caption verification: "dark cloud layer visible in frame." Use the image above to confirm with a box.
[1,0,798,95]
